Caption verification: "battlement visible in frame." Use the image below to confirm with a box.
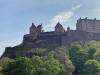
[77,17,100,21]
[24,17,100,45]
[76,17,100,33]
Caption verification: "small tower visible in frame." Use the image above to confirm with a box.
[55,22,65,33]
[85,17,88,20]
[94,18,96,21]
[67,27,70,31]
[30,23,36,34]
[37,24,44,34]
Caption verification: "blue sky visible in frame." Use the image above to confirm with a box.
[0,0,100,56]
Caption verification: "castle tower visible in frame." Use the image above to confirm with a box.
[76,17,100,33]
[55,22,65,33]
[67,27,70,31]
[37,24,44,33]
[30,23,37,34]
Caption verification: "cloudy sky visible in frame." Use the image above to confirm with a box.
[0,0,100,56]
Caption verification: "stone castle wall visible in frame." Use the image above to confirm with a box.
[23,18,100,49]
[76,18,100,33]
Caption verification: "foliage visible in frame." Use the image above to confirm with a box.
[2,52,62,75]
[83,60,100,75]
[44,51,61,75]
[0,57,12,68]
[84,40,100,50]
[69,45,88,75]
[88,48,97,59]
[55,46,74,75]
[27,48,46,54]
[3,40,100,75]
[31,56,43,75]
[0,66,2,75]
[2,57,33,75]
[94,50,100,62]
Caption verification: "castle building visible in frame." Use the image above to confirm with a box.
[30,23,37,34]
[76,18,100,33]
[37,24,44,33]
[55,22,65,33]
[30,23,44,35]
[23,18,100,49]
[3,17,100,58]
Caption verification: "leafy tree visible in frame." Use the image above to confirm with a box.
[94,50,100,62]
[44,51,61,75]
[69,45,82,57]
[84,40,100,50]
[2,53,62,75]
[69,45,88,75]
[83,60,100,75]
[55,46,74,75]
[31,56,43,75]
[88,48,97,59]
[2,57,33,75]
[0,57,12,68]
[0,66,2,75]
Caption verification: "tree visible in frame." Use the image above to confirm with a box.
[69,45,82,57]
[31,56,43,75]
[83,60,100,75]
[55,46,74,75]
[44,51,61,75]
[69,45,88,75]
[94,50,100,62]
[2,57,33,75]
[84,41,100,51]
[0,57,12,68]
[88,48,97,59]
[0,66,2,75]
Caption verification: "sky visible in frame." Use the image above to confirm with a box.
[0,0,100,56]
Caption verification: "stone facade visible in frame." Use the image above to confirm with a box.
[23,19,100,49]
[76,18,100,33]
[30,23,37,34]
[55,22,65,33]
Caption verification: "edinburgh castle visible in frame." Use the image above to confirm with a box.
[23,17,100,49]
[2,17,100,58]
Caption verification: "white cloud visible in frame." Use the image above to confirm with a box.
[72,5,81,11]
[44,4,81,30]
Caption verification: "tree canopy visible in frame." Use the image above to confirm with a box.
[83,60,100,75]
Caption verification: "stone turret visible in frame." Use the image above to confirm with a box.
[30,23,37,34]
[67,27,70,31]
[55,22,65,33]
[37,24,44,34]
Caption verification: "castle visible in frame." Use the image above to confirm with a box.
[76,17,100,33]
[2,17,100,58]
[22,17,100,50]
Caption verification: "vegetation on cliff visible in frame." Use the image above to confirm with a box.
[1,41,100,75]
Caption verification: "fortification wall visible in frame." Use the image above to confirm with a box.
[76,18,100,33]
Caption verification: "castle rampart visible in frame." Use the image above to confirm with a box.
[76,18,100,33]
